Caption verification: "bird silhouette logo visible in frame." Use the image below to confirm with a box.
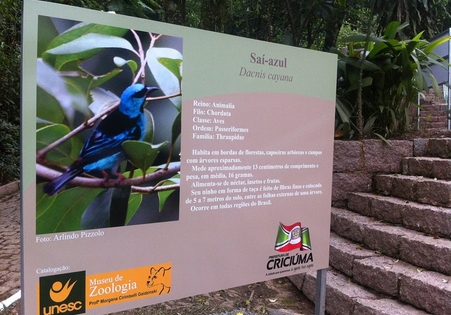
[49,279,77,303]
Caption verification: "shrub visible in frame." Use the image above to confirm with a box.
[0,121,20,185]
[336,21,449,139]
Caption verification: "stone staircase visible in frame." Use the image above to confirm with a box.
[418,101,449,132]
[290,138,451,315]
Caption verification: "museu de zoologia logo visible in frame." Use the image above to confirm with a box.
[39,271,86,315]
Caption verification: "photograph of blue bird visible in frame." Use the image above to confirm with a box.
[43,83,158,196]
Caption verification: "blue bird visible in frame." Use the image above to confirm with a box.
[43,84,157,196]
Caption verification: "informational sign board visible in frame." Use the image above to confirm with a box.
[22,1,337,314]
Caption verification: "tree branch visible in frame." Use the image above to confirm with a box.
[36,161,180,191]
[132,184,179,194]
[36,92,180,164]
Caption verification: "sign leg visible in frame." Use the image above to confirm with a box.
[315,268,327,315]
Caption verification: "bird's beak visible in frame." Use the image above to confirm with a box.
[142,87,159,110]
[146,87,159,96]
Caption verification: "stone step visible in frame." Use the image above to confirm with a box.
[331,207,451,276]
[374,174,451,207]
[420,121,449,129]
[329,232,451,315]
[289,268,430,315]
[402,156,451,180]
[347,192,451,239]
[419,110,448,118]
[423,138,451,158]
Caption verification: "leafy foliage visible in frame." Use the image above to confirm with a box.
[44,0,162,19]
[373,0,451,39]
[0,121,20,185]
[36,18,182,232]
[336,21,449,138]
[2,0,451,185]
[0,0,21,185]
[0,0,21,124]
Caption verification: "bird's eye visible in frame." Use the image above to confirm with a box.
[134,87,148,98]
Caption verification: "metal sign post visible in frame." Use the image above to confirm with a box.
[315,268,327,315]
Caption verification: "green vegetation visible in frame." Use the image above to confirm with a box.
[336,21,450,139]
[0,0,21,184]
[1,0,451,184]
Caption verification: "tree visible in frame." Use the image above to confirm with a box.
[336,21,450,139]
[0,0,21,184]
[0,0,21,124]
[373,0,451,39]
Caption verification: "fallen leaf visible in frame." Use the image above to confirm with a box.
[269,298,277,303]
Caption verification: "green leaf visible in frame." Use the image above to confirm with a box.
[384,21,400,39]
[109,186,131,227]
[373,133,392,145]
[363,115,377,135]
[46,33,137,55]
[146,47,182,110]
[367,42,391,59]
[36,185,104,234]
[171,112,182,144]
[113,57,138,78]
[80,190,110,229]
[345,77,373,93]
[37,124,83,165]
[78,66,123,92]
[122,141,167,174]
[425,72,440,96]
[36,87,66,126]
[336,98,352,124]
[341,57,381,71]
[143,109,155,143]
[412,31,425,42]
[125,193,143,224]
[37,16,59,57]
[42,23,129,69]
[114,57,138,71]
[157,174,180,211]
[37,59,90,118]
[423,36,451,55]
[158,57,183,82]
[122,167,159,179]
[343,34,381,43]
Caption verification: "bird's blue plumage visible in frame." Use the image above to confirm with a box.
[43,84,157,196]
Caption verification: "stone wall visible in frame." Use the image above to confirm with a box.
[332,139,414,207]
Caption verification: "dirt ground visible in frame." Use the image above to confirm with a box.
[3,278,314,315]
[109,278,315,315]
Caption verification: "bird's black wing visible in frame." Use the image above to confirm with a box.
[79,110,143,164]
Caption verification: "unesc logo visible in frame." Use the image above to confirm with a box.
[39,271,86,315]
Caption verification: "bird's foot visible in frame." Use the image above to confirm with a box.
[112,173,126,187]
